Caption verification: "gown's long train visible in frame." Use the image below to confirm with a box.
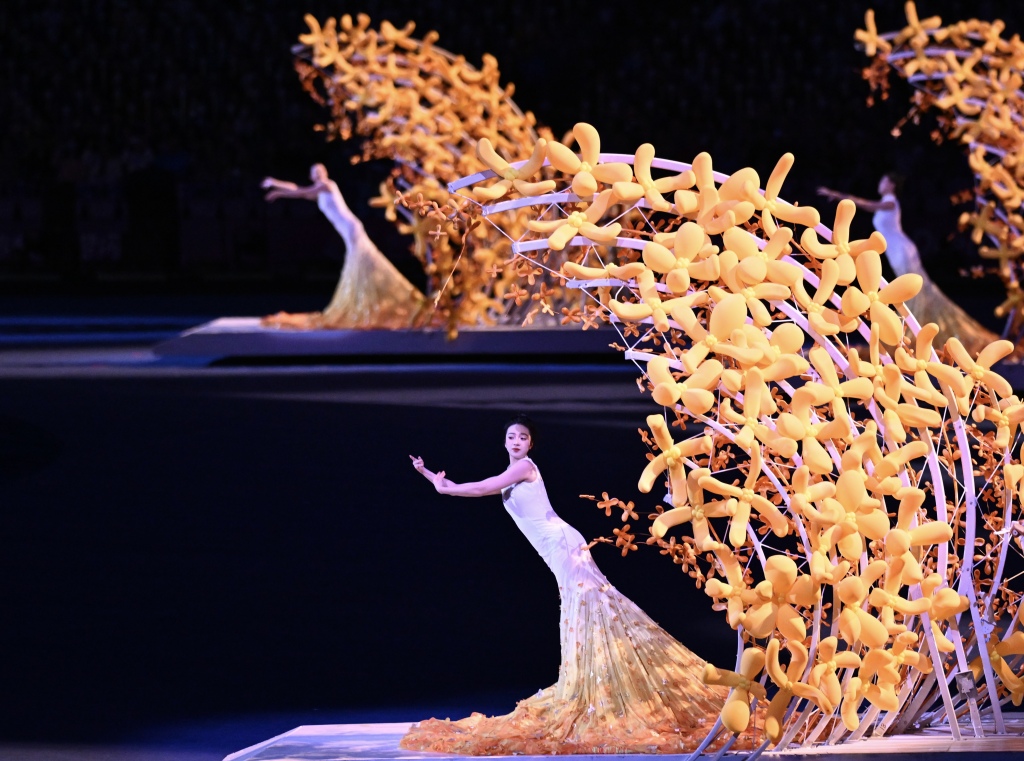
[400,461,728,755]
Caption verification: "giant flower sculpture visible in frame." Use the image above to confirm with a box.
[858,1,1024,345]
[291,13,584,334]
[423,121,1024,751]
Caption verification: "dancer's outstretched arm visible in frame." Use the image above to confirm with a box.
[410,455,533,497]
[817,186,895,213]
[261,176,325,202]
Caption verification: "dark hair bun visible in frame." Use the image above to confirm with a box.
[504,413,537,444]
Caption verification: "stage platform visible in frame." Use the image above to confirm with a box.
[153,318,618,362]
[224,720,1024,761]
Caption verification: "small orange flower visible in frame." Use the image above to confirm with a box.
[596,492,619,517]
[619,500,638,522]
[613,525,639,556]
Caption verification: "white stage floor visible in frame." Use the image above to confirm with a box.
[223,720,1024,761]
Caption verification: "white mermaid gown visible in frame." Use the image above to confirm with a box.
[400,459,726,755]
[265,181,427,329]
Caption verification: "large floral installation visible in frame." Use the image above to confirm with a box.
[422,124,1024,750]
[858,2,1024,342]
[293,14,580,335]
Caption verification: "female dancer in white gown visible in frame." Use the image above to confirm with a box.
[403,415,726,755]
[260,164,428,329]
[818,175,994,355]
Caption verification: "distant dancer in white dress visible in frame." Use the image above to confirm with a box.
[403,414,726,755]
[260,164,428,329]
[817,174,994,355]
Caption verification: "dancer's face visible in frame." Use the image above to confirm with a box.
[878,175,895,196]
[310,164,328,182]
[505,424,532,460]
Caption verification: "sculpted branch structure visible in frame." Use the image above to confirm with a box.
[858,2,1024,343]
[293,14,580,335]
[428,124,1024,750]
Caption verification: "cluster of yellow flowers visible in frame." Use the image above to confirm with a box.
[859,2,1024,338]
[433,123,1024,747]
[293,14,579,334]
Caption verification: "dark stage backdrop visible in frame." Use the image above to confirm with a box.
[0,364,735,742]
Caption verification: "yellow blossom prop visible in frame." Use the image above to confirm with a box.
[291,13,582,335]
[471,138,555,202]
[858,2,1024,343]
[642,222,722,294]
[546,123,634,199]
[652,467,728,551]
[527,189,623,251]
[438,133,1024,748]
[971,631,1024,706]
[702,647,768,735]
[638,414,713,502]
[612,143,695,212]
[764,639,831,744]
[700,448,789,548]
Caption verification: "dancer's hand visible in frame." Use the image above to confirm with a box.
[260,177,278,190]
[409,455,426,474]
[432,470,449,494]
[817,186,839,200]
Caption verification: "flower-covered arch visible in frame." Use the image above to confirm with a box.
[416,124,1024,750]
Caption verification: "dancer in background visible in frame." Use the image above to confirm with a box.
[817,174,994,355]
[403,414,726,755]
[260,164,429,329]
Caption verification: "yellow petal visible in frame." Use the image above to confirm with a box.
[608,300,651,322]
[642,240,678,273]
[547,224,577,251]
[681,388,715,415]
[471,179,514,202]
[591,162,633,184]
[571,172,598,198]
[516,138,549,178]
[572,122,601,165]
[870,301,905,346]
[528,219,566,234]
[475,137,509,174]
[738,257,768,284]
[652,506,692,538]
[719,167,761,202]
[774,200,821,229]
[841,287,871,317]
[665,270,691,294]
[546,141,582,174]
[879,273,923,304]
[977,339,1015,368]
[673,189,700,216]
[709,293,748,339]
[580,221,621,244]
[611,181,645,204]
[513,178,557,196]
